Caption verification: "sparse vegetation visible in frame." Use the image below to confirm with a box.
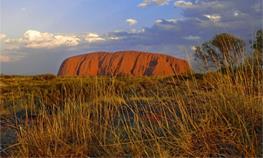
[0,70,262,157]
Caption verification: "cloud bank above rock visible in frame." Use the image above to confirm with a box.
[0,0,261,74]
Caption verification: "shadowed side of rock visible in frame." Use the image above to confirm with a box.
[58,51,190,77]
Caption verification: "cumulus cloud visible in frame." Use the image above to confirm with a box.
[126,18,138,26]
[166,18,177,23]
[204,14,221,22]
[0,33,7,41]
[153,18,180,31]
[138,0,169,8]
[129,28,145,34]
[138,1,149,8]
[84,33,105,43]
[155,19,163,24]
[174,1,193,8]
[23,30,80,48]
[2,38,23,50]
[233,10,240,17]
[1,30,117,53]
[1,30,81,50]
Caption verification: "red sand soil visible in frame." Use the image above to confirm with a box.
[58,51,190,77]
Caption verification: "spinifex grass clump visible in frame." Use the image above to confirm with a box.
[0,66,262,157]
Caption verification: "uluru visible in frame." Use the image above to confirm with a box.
[58,51,190,77]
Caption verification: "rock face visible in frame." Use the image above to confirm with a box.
[58,51,190,77]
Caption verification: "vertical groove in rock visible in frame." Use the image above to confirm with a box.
[114,55,124,76]
[76,56,87,75]
[131,53,141,75]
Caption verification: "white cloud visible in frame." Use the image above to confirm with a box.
[84,33,105,43]
[166,18,177,23]
[183,35,201,40]
[23,30,80,48]
[155,19,163,24]
[175,1,193,8]
[1,30,112,50]
[0,55,11,62]
[155,18,177,25]
[126,18,138,26]
[24,30,51,42]
[138,2,148,8]
[204,14,221,22]
[138,0,169,8]
[3,38,23,50]
[130,28,145,33]
[155,0,169,5]
[108,36,120,40]
[233,10,239,16]
[54,35,80,46]
[0,33,7,41]
[190,1,225,10]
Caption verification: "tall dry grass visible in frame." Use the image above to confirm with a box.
[0,66,260,157]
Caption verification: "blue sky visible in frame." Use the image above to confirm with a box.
[1,0,180,35]
[0,0,262,74]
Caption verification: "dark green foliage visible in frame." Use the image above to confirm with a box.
[194,33,245,69]
[251,29,263,52]
[240,30,263,73]
[251,30,263,67]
